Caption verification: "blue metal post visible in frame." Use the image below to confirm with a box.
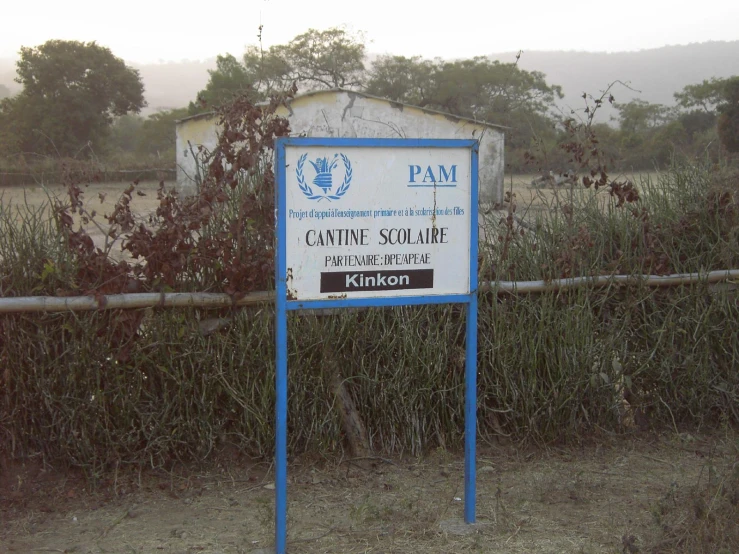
[464,141,479,524]
[275,301,287,553]
[274,141,288,554]
[464,295,478,523]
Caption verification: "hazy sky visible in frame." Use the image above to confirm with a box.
[2,0,738,63]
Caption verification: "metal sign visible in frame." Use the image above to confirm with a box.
[275,137,479,553]
[284,144,472,300]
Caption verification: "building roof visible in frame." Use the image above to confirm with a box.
[176,88,508,130]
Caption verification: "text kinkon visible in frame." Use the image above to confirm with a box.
[346,272,409,288]
[319,268,434,293]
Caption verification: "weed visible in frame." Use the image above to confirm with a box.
[646,450,739,553]
[0,92,737,479]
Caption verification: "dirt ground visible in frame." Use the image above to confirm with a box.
[2,432,736,554]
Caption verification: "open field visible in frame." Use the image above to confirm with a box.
[500,171,661,212]
[0,181,171,258]
[2,432,736,554]
[0,180,167,216]
[0,171,660,216]
[0,171,674,266]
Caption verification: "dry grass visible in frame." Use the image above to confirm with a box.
[1,164,737,472]
[2,433,736,553]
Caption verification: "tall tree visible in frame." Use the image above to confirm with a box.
[4,40,145,157]
[0,84,10,100]
[365,55,561,123]
[676,109,716,143]
[615,99,674,135]
[365,54,562,162]
[105,108,188,160]
[273,27,365,89]
[189,54,260,114]
[241,45,292,96]
[0,96,19,155]
[674,76,739,154]
[435,57,562,122]
[717,76,739,153]
[190,27,365,115]
[138,107,189,158]
[107,114,144,154]
[365,55,438,107]
[674,78,727,114]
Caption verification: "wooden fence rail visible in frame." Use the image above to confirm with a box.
[0,270,737,313]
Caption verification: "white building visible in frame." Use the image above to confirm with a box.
[176,89,505,203]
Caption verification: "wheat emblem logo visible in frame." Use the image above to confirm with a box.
[296,153,352,202]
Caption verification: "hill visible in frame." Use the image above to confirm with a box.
[2,41,739,121]
[504,41,739,122]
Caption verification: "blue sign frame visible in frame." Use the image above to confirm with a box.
[274,137,479,553]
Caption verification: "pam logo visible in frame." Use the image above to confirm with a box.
[296,153,352,201]
[408,164,457,187]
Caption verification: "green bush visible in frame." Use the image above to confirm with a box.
[1,163,738,475]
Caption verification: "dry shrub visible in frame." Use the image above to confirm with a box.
[55,90,291,299]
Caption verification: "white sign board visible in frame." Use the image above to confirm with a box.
[284,145,472,300]
[274,138,480,553]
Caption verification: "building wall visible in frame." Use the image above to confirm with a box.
[176,90,504,203]
[175,113,219,190]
